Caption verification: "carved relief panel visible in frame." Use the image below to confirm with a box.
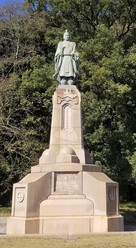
[61,104,72,131]
[107,185,118,215]
[54,172,81,194]
[13,187,26,217]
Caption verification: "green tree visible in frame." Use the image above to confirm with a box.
[0,1,56,204]
[79,25,136,199]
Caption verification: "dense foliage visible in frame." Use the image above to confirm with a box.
[0,0,136,205]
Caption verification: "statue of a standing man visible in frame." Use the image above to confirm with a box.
[54,30,79,85]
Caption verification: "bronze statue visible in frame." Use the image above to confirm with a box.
[54,30,79,85]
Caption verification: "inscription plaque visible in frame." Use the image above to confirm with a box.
[55,172,80,194]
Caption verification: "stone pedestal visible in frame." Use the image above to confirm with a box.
[7,85,124,235]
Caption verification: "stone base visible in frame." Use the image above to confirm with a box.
[6,163,124,235]
[6,215,124,235]
[108,215,124,232]
[40,195,94,217]
[39,194,124,234]
[6,85,124,235]
[40,215,124,235]
[6,217,39,234]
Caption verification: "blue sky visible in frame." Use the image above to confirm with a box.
[0,0,25,6]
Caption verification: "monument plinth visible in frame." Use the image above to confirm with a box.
[7,31,124,235]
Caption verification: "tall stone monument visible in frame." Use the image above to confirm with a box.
[7,31,124,235]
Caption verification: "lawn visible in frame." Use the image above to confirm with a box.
[120,202,136,225]
[0,234,136,248]
[0,207,11,217]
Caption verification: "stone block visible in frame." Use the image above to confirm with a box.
[7,217,39,234]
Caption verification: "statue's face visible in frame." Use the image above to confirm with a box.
[63,33,69,41]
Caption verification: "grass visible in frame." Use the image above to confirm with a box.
[0,207,11,217]
[120,202,136,213]
[0,234,136,248]
[120,202,136,224]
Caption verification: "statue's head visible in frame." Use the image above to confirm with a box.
[63,29,69,41]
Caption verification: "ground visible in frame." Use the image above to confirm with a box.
[0,233,136,248]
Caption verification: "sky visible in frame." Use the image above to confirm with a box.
[0,0,25,6]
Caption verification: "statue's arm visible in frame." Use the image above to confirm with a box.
[54,42,63,76]
[70,42,79,75]
[70,42,79,59]
[55,42,62,57]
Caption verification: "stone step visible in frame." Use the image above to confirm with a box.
[0,217,8,234]
[48,194,85,199]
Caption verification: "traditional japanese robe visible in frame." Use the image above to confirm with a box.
[54,40,79,81]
